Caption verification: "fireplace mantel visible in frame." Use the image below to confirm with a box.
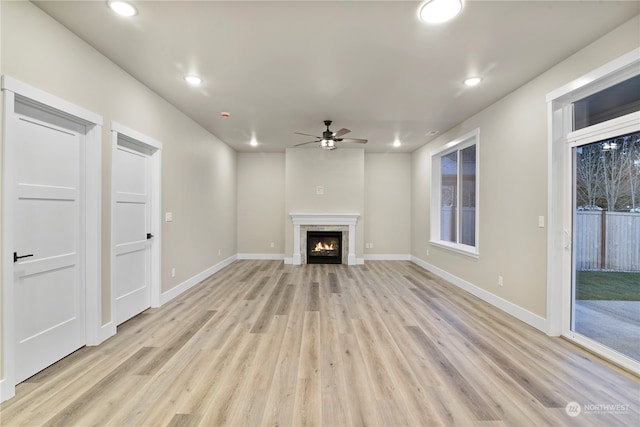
[290,213,359,265]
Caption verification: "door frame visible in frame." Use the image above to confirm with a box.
[110,122,162,321]
[1,76,103,402]
[546,49,640,374]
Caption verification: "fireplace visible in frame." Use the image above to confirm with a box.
[307,231,342,264]
[290,213,359,265]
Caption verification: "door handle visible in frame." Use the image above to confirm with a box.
[563,230,571,249]
[14,252,34,263]
[147,233,154,239]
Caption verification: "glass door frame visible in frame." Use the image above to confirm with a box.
[566,116,639,365]
[547,48,640,375]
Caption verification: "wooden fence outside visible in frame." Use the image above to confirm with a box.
[575,211,640,271]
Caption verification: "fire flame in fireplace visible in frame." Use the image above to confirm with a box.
[313,241,336,252]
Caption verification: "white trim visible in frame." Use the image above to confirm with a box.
[431,128,479,157]
[1,76,103,402]
[428,240,480,259]
[98,321,117,344]
[364,254,411,261]
[84,124,103,346]
[411,256,548,333]
[110,122,163,323]
[159,255,237,306]
[564,330,639,376]
[0,378,12,403]
[237,253,285,260]
[547,50,640,364]
[567,111,640,147]
[430,129,480,257]
[1,90,17,404]
[111,122,163,150]
[1,75,103,126]
[546,48,640,103]
[289,213,360,266]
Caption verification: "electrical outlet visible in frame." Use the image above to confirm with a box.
[426,249,429,256]
[498,275,504,286]
[165,212,173,222]
[270,242,275,248]
[370,242,374,249]
[218,249,221,256]
[171,267,176,278]
[538,216,545,228]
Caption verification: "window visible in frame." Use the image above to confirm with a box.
[573,74,640,131]
[431,129,479,256]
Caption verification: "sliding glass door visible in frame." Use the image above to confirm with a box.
[571,131,640,362]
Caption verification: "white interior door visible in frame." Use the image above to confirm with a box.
[114,142,152,325]
[12,101,86,383]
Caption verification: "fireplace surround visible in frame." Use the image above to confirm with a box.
[290,213,359,265]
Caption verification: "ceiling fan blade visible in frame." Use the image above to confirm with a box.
[340,138,368,144]
[294,140,320,147]
[294,132,321,138]
[333,128,351,138]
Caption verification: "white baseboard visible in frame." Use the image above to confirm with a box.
[160,255,237,306]
[0,378,15,403]
[410,256,548,333]
[237,253,285,260]
[364,254,411,261]
[95,321,116,345]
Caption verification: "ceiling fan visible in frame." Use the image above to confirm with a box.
[294,120,368,150]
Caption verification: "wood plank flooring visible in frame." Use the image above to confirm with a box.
[1,260,638,426]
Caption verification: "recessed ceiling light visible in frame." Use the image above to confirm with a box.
[426,130,439,136]
[107,1,137,17]
[250,139,258,147]
[418,0,463,24]
[184,75,202,86]
[220,112,231,118]
[393,139,402,148]
[464,76,482,87]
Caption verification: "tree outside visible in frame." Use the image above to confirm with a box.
[573,131,639,362]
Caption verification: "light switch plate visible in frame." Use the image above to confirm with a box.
[165,212,173,222]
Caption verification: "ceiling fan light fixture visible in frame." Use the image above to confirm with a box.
[419,0,462,24]
[107,1,137,17]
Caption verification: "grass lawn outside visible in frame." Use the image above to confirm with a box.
[575,271,640,301]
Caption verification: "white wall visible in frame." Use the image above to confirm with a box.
[284,148,365,260]
[237,151,412,259]
[237,153,285,256]
[411,15,640,319]
[364,153,411,257]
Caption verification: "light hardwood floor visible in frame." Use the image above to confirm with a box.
[1,260,638,426]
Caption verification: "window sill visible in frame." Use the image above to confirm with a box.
[429,240,479,259]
